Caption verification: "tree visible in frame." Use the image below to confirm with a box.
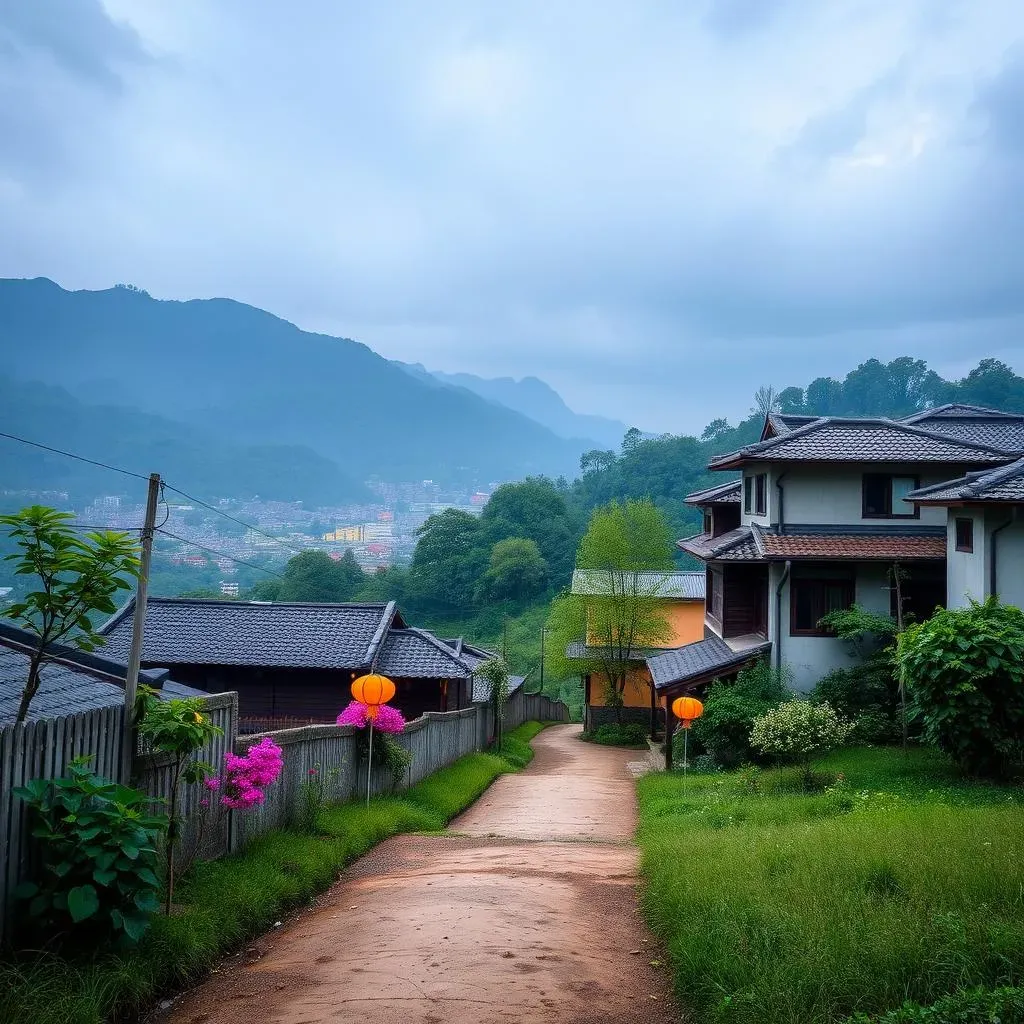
[776,387,805,413]
[621,427,643,454]
[408,508,486,611]
[752,385,780,419]
[546,500,675,718]
[276,549,365,602]
[701,418,731,442]
[1,506,140,723]
[477,538,548,603]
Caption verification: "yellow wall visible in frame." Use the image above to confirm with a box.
[587,599,705,708]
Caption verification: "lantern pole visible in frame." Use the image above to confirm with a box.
[366,718,374,808]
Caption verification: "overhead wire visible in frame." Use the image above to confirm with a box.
[0,430,151,481]
[155,528,287,580]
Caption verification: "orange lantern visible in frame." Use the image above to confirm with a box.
[672,696,704,730]
[351,673,396,711]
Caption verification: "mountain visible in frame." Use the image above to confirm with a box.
[0,376,364,505]
[0,278,584,487]
[399,363,630,449]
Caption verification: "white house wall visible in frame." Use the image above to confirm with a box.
[988,508,1024,609]
[946,509,987,608]
[768,561,891,692]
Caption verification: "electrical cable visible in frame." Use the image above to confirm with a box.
[155,528,287,579]
[0,430,150,480]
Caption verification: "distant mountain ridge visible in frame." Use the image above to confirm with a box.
[0,278,586,490]
[397,363,631,449]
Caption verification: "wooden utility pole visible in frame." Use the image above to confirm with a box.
[122,472,161,783]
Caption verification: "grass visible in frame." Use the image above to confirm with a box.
[637,746,1024,1024]
[0,722,550,1024]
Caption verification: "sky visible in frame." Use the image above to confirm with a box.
[2,1,1024,434]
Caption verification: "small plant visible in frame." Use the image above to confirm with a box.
[750,700,854,787]
[842,985,1024,1023]
[585,722,649,746]
[136,689,223,914]
[896,598,1024,779]
[294,764,343,833]
[221,737,285,809]
[476,657,511,748]
[13,757,167,947]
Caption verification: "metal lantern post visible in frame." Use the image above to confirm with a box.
[671,696,705,788]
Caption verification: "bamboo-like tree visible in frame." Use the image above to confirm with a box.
[545,500,675,720]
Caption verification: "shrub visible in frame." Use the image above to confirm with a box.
[750,700,854,784]
[13,757,167,947]
[843,986,1024,1023]
[896,598,1024,779]
[812,664,904,745]
[585,722,649,746]
[691,660,789,767]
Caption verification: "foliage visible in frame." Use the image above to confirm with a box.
[13,757,167,948]
[136,690,223,914]
[0,505,140,722]
[751,700,855,781]
[636,746,1024,1024]
[0,723,550,1024]
[843,986,1024,1023]
[812,664,904,745]
[293,765,343,833]
[221,737,285,809]
[477,656,511,746]
[274,549,365,603]
[691,660,790,768]
[583,722,649,747]
[897,599,1024,779]
[819,603,898,652]
[476,537,548,602]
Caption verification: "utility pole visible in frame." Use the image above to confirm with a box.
[122,472,161,783]
[539,627,546,690]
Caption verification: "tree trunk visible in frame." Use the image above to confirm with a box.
[16,652,45,724]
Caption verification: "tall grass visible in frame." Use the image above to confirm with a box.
[637,747,1024,1024]
[0,722,549,1024]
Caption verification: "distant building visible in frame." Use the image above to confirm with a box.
[323,526,364,543]
[220,581,240,597]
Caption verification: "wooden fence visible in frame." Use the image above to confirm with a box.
[0,687,568,942]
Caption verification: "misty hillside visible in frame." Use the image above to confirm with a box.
[0,279,585,485]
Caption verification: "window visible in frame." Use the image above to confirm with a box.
[862,474,920,519]
[755,473,767,516]
[705,567,715,610]
[955,517,974,553]
[744,476,753,514]
[703,509,713,535]
[790,578,855,636]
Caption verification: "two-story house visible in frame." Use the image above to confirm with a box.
[670,405,1024,693]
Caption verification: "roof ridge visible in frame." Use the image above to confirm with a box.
[366,600,398,667]
[900,403,1023,423]
[401,626,475,670]
[139,597,392,610]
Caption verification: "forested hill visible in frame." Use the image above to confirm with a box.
[0,278,584,485]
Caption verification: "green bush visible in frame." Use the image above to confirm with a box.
[897,598,1024,779]
[585,722,649,746]
[13,757,167,948]
[843,986,1024,1023]
[751,700,854,771]
[691,660,789,767]
[812,664,904,745]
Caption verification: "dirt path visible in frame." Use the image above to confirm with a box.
[159,725,679,1024]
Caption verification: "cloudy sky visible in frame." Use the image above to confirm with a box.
[2,1,1024,433]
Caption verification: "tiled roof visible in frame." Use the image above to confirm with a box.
[678,527,762,562]
[752,525,946,560]
[571,569,705,600]
[907,456,1024,504]
[683,480,742,505]
[647,635,771,691]
[471,672,526,703]
[899,403,1021,422]
[710,418,1015,470]
[763,413,819,438]
[376,628,472,679]
[898,418,1024,452]
[565,640,666,662]
[99,598,398,670]
[0,621,201,725]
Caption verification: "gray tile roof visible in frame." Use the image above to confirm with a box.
[764,413,820,437]
[571,569,705,600]
[898,418,1024,451]
[0,622,201,724]
[899,403,1021,422]
[565,640,667,661]
[647,635,771,691]
[376,628,472,679]
[99,598,398,670]
[471,672,526,703]
[907,456,1024,504]
[678,527,762,562]
[710,418,1016,470]
[683,480,742,505]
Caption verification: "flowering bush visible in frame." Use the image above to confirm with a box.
[750,700,853,775]
[221,737,284,810]
[336,700,406,734]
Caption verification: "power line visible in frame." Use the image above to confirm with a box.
[155,528,287,580]
[161,482,309,557]
[0,430,150,481]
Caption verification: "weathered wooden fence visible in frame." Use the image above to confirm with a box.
[0,688,568,941]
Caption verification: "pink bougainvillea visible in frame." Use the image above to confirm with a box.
[336,700,405,734]
[220,736,284,810]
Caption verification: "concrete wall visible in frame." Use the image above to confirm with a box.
[993,514,1024,608]
[946,508,987,608]
[768,561,890,692]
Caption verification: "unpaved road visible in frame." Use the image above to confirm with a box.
[159,725,680,1024]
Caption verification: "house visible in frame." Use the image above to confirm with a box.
[567,569,706,733]
[671,405,1024,695]
[444,638,528,704]
[98,598,477,732]
[0,620,202,725]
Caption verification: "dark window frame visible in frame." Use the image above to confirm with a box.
[955,517,974,553]
[754,473,767,516]
[703,509,713,535]
[862,473,920,520]
[790,577,855,637]
[705,567,715,611]
[743,476,753,514]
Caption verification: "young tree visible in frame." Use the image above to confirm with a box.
[1,506,140,723]
[545,500,675,720]
[277,549,364,602]
[477,538,549,603]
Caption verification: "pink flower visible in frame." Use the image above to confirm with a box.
[220,737,284,811]
[200,798,210,808]
[308,768,318,775]
[336,700,405,735]
[203,777,221,790]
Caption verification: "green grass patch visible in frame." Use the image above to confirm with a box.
[637,746,1024,1024]
[0,723,550,1024]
